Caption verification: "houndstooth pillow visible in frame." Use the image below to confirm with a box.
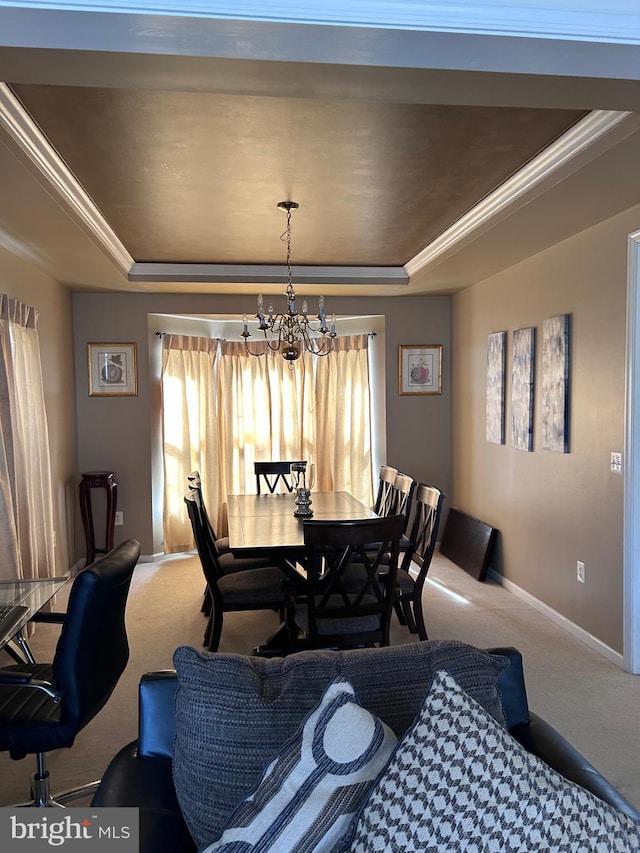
[348,670,640,853]
[201,677,397,853]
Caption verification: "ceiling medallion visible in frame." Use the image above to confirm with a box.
[241,201,336,364]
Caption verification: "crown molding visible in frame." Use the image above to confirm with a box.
[0,82,133,276]
[405,109,634,278]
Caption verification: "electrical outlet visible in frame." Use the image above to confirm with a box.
[577,561,586,583]
[114,511,124,526]
[611,451,623,473]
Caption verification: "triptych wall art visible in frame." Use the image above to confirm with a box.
[485,314,570,453]
[486,331,506,445]
[511,326,535,452]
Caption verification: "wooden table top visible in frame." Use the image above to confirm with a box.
[227,491,377,552]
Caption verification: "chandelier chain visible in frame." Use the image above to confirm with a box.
[241,201,337,364]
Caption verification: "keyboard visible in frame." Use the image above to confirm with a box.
[0,603,29,639]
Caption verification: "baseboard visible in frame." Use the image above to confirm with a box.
[139,551,172,563]
[487,569,624,668]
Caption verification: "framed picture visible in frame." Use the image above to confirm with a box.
[399,345,442,395]
[541,313,571,453]
[486,331,506,444]
[87,343,138,397]
[511,327,536,452]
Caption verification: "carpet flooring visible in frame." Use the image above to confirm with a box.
[0,550,639,809]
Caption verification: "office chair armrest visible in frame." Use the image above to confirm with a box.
[0,671,64,703]
[32,612,66,624]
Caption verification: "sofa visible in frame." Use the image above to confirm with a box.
[92,641,640,853]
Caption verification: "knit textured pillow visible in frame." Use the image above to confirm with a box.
[348,670,640,853]
[201,677,397,853]
[172,641,508,849]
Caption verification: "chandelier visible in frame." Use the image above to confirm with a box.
[241,201,337,363]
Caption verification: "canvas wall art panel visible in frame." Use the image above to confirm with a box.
[486,331,506,445]
[511,327,535,452]
[541,314,570,453]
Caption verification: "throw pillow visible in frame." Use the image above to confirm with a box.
[172,641,508,848]
[201,677,397,853]
[348,670,640,853]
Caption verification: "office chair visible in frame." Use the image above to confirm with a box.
[0,538,141,806]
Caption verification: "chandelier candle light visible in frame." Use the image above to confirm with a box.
[241,201,337,364]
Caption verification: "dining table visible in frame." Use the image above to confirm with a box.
[226,490,378,556]
[226,490,378,655]
[0,575,70,663]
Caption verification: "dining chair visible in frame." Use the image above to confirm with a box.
[254,461,306,495]
[187,471,275,618]
[187,471,229,554]
[184,488,288,652]
[373,465,398,514]
[291,514,405,650]
[372,470,415,559]
[0,539,140,806]
[393,484,445,640]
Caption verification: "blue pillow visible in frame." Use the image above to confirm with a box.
[201,677,397,853]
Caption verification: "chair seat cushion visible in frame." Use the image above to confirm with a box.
[218,552,274,575]
[0,662,71,758]
[214,536,230,555]
[217,567,287,605]
[172,641,509,849]
[293,595,381,636]
[395,567,415,594]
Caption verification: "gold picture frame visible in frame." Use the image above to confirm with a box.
[399,345,442,396]
[87,343,138,397]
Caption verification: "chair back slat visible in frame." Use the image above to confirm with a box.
[402,484,444,577]
[254,461,306,494]
[186,470,222,547]
[184,488,223,585]
[373,465,398,515]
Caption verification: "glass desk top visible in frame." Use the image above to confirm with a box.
[0,575,69,649]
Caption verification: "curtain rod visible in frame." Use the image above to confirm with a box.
[156,331,377,338]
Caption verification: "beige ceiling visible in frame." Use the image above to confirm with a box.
[1,7,640,297]
[8,83,586,267]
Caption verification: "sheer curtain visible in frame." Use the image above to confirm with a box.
[161,334,221,554]
[0,295,55,580]
[161,332,373,554]
[314,334,372,501]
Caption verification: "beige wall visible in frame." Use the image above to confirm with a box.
[0,198,634,653]
[0,246,77,573]
[72,292,451,557]
[452,204,639,654]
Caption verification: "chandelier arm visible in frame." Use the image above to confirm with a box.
[242,339,270,358]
